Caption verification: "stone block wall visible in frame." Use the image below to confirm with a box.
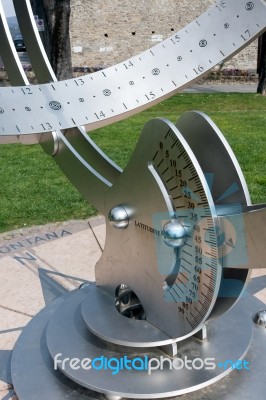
[70,0,258,70]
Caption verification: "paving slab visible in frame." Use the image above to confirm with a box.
[0,216,106,400]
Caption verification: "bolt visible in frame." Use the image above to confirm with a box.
[162,220,187,248]
[254,310,266,327]
[108,206,129,229]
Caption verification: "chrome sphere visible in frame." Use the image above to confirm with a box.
[254,310,266,328]
[108,206,129,229]
[162,220,187,248]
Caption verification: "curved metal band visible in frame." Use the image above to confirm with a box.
[0,0,265,137]
[0,0,121,176]
[11,0,121,181]
[0,0,121,210]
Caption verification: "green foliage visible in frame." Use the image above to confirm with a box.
[0,93,265,232]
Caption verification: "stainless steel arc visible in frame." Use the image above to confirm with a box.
[11,0,122,184]
[0,0,265,137]
[0,0,121,211]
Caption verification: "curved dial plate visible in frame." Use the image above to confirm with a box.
[0,0,265,136]
[96,118,221,340]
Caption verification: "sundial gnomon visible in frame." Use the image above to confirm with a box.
[0,0,266,399]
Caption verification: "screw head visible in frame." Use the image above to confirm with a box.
[162,220,187,248]
[79,282,91,290]
[108,206,129,229]
[254,310,266,327]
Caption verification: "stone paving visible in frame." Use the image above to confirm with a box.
[0,216,104,400]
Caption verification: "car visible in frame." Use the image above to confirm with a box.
[13,35,26,52]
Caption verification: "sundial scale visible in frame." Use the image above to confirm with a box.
[0,1,265,137]
[11,0,122,183]
[175,111,252,318]
[0,0,265,399]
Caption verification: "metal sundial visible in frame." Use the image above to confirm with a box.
[0,0,266,399]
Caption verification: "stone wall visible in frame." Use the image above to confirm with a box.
[70,0,258,70]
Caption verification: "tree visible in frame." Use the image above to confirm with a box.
[30,0,72,80]
[257,32,266,95]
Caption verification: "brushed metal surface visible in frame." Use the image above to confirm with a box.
[12,0,122,184]
[96,118,221,339]
[2,0,265,396]
[11,279,266,399]
[175,111,252,318]
[11,291,101,400]
[45,284,252,398]
[0,0,265,137]
[219,205,266,269]
[81,285,172,346]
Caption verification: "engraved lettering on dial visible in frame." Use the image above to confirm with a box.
[103,89,111,96]
[49,101,62,111]
[151,122,220,331]
[245,2,254,11]
[199,39,208,47]
[152,68,160,76]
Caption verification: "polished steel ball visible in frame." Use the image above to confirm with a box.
[254,310,266,328]
[108,206,129,229]
[162,220,187,248]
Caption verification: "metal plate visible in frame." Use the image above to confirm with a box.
[81,285,172,347]
[0,0,266,136]
[96,118,221,340]
[11,292,100,400]
[175,111,251,318]
[44,283,252,398]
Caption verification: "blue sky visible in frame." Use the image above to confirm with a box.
[2,0,15,17]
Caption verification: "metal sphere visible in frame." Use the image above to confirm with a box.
[162,220,187,248]
[108,206,129,229]
[254,310,266,327]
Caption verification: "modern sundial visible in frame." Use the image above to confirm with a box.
[0,0,266,399]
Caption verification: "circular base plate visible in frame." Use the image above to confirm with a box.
[11,280,266,399]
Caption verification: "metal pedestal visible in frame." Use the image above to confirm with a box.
[11,278,266,399]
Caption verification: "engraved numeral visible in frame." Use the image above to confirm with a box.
[123,61,134,69]
[193,65,204,75]
[21,88,33,95]
[216,1,226,11]
[145,92,156,101]
[171,35,181,44]
[241,30,251,41]
[74,79,85,86]
[41,122,52,130]
[94,111,106,119]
